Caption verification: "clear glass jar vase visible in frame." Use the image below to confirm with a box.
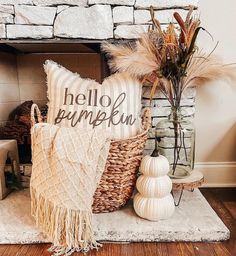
[155,107,195,179]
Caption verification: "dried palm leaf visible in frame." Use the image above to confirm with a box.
[185,6,194,27]
[164,23,178,45]
[183,53,236,88]
[174,12,187,33]
[150,6,163,35]
[174,11,187,45]
[137,33,161,63]
[187,26,203,55]
[102,42,158,77]
[150,78,159,102]
[186,20,200,48]
[102,42,133,60]
[159,78,175,106]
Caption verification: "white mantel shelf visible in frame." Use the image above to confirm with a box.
[0,39,135,54]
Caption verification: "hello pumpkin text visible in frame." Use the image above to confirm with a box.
[54,88,136,128]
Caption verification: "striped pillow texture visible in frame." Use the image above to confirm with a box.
[44,60,142,140]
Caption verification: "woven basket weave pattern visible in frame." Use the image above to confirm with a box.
[31,105,150,213]
[92,109,150,213]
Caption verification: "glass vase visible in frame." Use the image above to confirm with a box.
[155,107,195,179]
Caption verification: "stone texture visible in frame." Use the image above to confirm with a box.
[88,0,134,5]
[54,5,113,39]
[151,106,172,117]
[142,86,196,99]
[0,24,5,38]
[142,99,169,108]
[0,0,199,41]
[151,106,195,117]
[179,98,195,106]
[113,6,133,24]
[145,138,155,150]
[142,98,194,108]
[145,138,193,160]
[0,189,229,243]
[135,0,199,9]
[0,5,14,14]
[57,5,70,13]
[0,13,13,24]
[182,87,196,98]
[114,24,148,39]
[148,128,156,140]
[7,25,53,39]
[158,137,192,148]
[143,86,169,99]
[15,5,56,25]
[134,9,189,24]
[0,0,32,4]
[33,0,87,6]
[151,116,194,128]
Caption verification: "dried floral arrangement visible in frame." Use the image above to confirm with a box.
[102,6,236,109]
[102,6,236,177]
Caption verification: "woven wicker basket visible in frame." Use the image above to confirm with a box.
[31,104,150,213]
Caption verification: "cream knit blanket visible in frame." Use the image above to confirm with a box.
[30,123,110,255]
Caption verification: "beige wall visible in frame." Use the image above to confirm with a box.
[195,0,236,186]
[16,54,101,106]
[0,53,19,123]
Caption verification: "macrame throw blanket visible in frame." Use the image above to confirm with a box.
[30,123,111,256]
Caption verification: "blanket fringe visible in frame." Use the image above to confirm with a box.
[31,187,101,256]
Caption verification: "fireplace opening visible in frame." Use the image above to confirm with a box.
[0,41,112,164]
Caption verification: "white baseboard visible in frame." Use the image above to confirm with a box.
[194,162,236,187]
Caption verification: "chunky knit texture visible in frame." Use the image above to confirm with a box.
[30,123,110,255]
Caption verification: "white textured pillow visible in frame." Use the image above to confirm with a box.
[44,60,142,140]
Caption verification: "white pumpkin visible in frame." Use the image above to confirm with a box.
[133,193,175,221]
[133,149,175,221]
[136,175,172,198]
[140,154,169,177]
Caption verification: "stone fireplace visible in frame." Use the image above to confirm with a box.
[0,0,198,171]
[0,0,198,40]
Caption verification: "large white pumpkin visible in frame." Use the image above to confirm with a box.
[133,193,175,221]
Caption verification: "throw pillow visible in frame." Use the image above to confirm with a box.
[44,60,142,140]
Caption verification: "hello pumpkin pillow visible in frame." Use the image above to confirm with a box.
[44,60,142,140]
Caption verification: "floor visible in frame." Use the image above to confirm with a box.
[0,188,235,256]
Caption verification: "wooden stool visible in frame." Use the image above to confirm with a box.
[171,170,204,206]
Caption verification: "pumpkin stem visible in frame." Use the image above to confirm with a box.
[151,138,160,157]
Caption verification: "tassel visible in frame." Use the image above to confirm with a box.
[30,187,101,255]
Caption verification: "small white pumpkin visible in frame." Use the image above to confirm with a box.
[133,147,175,221]
[140,154,169,177]
[133,193,175,221]
[136,175,172,198]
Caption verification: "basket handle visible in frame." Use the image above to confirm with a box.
[31,103,43,126]
[142,107,151,131]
